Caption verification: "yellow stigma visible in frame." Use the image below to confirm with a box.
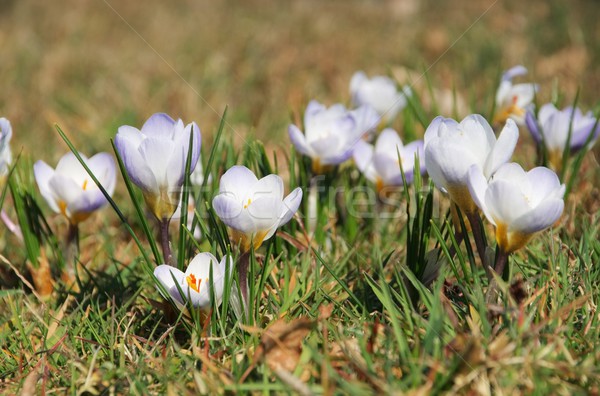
[82,180,89,191]
[243,198,252,209]
[186,273,202,293]
[494,96,525,124]
[58,200,68,217]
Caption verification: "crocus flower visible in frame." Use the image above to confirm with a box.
[493,65,537,125]
[154,252,231,311]
[0,117,13,177]
[288,100,375,174]
[353,128,425,193]
[424,115,519,213]
[467,162,564,254]
[115,113,201,221]
[526,103,599,170]
[350,71,410,124]
[212,165,303,252]
[34,152,116,225]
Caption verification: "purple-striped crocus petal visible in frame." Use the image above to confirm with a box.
[141,113,176,138]
[304,100,327,126]
[218,165,258,198]
[116,125,144,145]
[68,189,108,216]
[511,198,564,235]
[483,119,519,177]
[570,120,598,151]
[33,161,60,213]
[525,111,542,144]
[114,133,158,194]
[502,65,528,81]
[182,122,202,172]
[288,124,313,157]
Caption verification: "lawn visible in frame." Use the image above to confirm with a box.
[1,0,600,394]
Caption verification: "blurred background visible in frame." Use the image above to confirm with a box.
[1,0,599,158]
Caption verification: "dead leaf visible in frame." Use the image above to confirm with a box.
[241,317,314,382]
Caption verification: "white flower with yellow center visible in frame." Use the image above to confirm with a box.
[34,152,116,225]
[154,252,231,311]
[467,162,565,254]
[212,166,302,252]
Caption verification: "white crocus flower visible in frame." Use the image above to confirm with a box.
[353,128,425,193]
[493,65,537,125]
[467,162,565,254]
[526,103,600,170]
[0,118,13,177]
[154,252,231,311]
[115,113,201,221]
[34,152,116,225]
[288,100,374,174]
[424,115,519,214]
[212,165,303,252]
[350,71,410,124]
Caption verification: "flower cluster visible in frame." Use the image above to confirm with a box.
[15,63,582,317]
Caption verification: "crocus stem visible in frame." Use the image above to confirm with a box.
[494,249,510,279]
[160,217,172,265]
[466,211,488,268]
[238,251,250,305]
[65,223,79,267]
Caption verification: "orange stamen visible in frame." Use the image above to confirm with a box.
[186,273,202,292]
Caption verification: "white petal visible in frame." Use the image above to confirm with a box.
[154,265,186,306]
[48,175,83,209]
[526,167,563,206]
[139,137,175,189]
[33,161,60,213]
[55,152,89,183]
[251,174,284,201]
[483,118,519,177]
[114,133,158,194]
[141,113,176,138]
[288,124,314,157]
[467,165,490,221]
[212,193,244,229]
[485,179,530,226]
[511,199,564,234]
[278,187,303,226]
[219,165,258,199]
[353,140,377,182]
[88,152,117,196]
